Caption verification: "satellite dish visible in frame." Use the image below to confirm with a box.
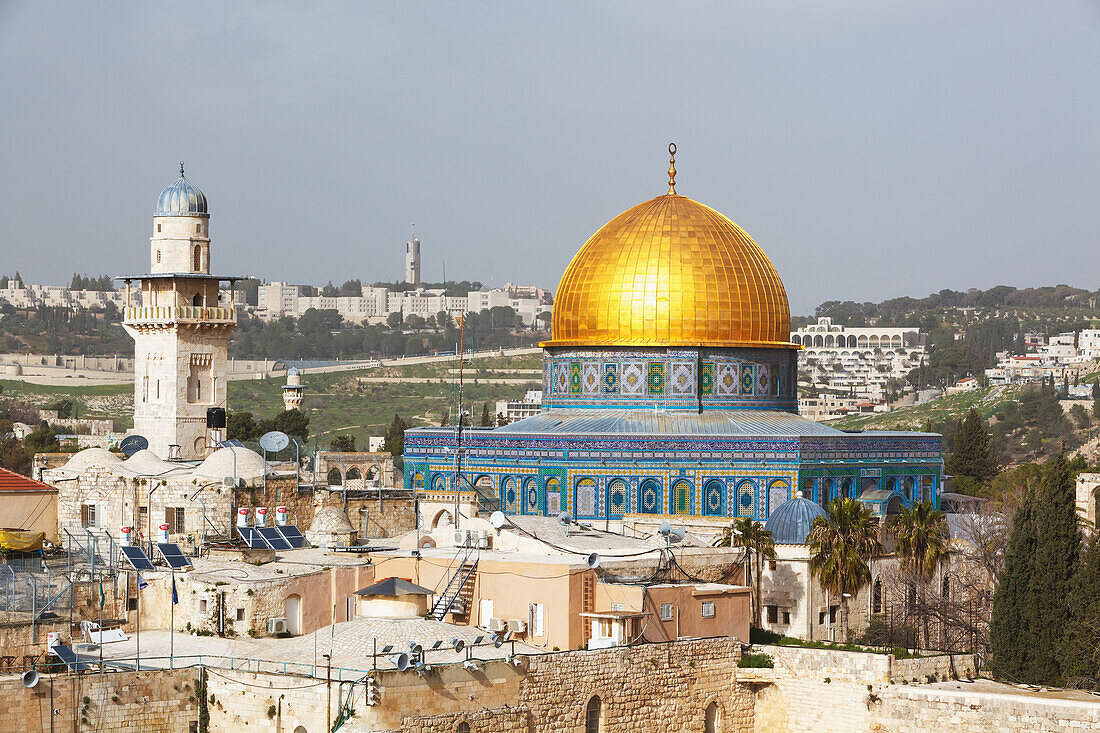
[586,552,601,569]
[451,637,465,653]
[21,670,39,688]
[392,653,410,671]
[259,431,290,453]
[557,512,573,527]
[491,634,504,648]
[119,435,149,457]
[489,511,507,530]
[657,522,672,537]
[670,527,687,542]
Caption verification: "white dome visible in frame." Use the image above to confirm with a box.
[193,446,266,482]
[122,449,176,475]
[61,448,123,472]
[309,506,355,534]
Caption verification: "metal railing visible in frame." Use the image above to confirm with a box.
[123,305,236,324]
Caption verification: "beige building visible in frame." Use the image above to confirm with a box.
[120,166,241,459]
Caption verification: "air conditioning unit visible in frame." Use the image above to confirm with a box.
[507,619,527,633]
[267,617,288,634]
[453,530,469,547]
[476,533,491,550]
[488,617,507,632]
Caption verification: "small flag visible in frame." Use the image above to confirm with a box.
[99,579,105,609]
[137,574,149,591]
[172,576,178,605]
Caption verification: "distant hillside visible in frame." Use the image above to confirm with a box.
[795,285,1099,328]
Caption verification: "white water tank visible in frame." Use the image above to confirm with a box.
[276,506,288,526]
[119,526,132,547]
[236,507,249,527]
[256,507,268,527]
[158,523,170,543]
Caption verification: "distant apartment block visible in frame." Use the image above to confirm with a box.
[0,282,242,311]
[257,281,551,327]
[791,317,927,400]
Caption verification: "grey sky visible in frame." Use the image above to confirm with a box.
[1,1,1097,315]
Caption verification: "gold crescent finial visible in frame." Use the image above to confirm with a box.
[667,143,677,195]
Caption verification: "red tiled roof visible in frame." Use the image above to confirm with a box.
[0,466,57,493]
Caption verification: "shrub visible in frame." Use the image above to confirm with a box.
[738,652,774,669]
[749,627,782,645]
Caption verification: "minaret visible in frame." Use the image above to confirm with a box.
[121,164,240,459]
[405,223,421,286]
[282,367,305,411]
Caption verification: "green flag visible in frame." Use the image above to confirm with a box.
[99,579,105,609]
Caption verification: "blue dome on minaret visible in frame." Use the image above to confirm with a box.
[155,163,208,216]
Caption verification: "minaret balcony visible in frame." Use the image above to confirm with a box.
[123,305,236,325]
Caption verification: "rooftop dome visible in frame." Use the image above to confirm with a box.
[193,446,266,481]
[543,145,791,349]
[155,164,208,217]
[765,495,826,544]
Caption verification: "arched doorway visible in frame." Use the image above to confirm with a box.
[346,467,363,490]
[432,510,453,529]
[285,594,302,635]
[767,480,790,517]
[545,477,562,515]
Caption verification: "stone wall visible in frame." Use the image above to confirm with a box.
[204,637,755,733]
[0,668,198,732]
[345,492,417,539]
[874,685,1100,732]
[753,644,978,733]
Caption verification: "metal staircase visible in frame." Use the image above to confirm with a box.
[429,547,479,621]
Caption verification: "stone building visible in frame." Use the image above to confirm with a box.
[120,165,243,460]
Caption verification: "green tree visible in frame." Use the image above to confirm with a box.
[889,501,950,647]
[226,411,261,442]
[1030,453,1081,685]
[890,501,949,582]
[479,402,493,428]
[52,399,73,419]
[946,408,997,488]
[329,434,356,452]
[272,409,310,440]
[1062,536,1100,689]
[438,408,449,427]
[23,423,60,454]
[714,517,776,628]
[383,413,407,459]
[0,436,31,475]
[386,312,403,329]
[1093,381,1100,420]
[807,498,882,641]
[1070,403,1091,429]
[991,484,1038,679]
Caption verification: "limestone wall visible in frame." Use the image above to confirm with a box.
[753,644,978,733]
[874,685,1100,732]
[0,668,198,732]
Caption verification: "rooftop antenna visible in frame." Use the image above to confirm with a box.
[179,161,186,178]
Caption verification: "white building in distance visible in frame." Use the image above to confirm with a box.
[791,317,926,400]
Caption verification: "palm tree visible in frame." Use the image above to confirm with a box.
[808,498,882,642]
[889,500,949,648]
[715,517,776,628]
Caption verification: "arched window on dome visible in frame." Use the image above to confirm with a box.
[501,476,518,512]
[670,480,693,516]
[574,478,598,518]
[638,479,662,515]
[545,477,562,515]
[735,480,756,518]
[767,480,790,517]
[822,479,834,507]
[606,479,627,518]
[702,479,725,517]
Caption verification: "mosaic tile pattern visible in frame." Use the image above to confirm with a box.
[670,362,694,396]
[621,362,645,395]
[603,362,619,394]
[647,362,665,395]
[582,362,600,395]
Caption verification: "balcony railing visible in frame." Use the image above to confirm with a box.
[123,305,236,324]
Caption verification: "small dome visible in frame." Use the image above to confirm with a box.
[193,446,266,481]
[155,164,208,216]
[765,495,826,544]
[308,506,355,534]
[287,367,300,376]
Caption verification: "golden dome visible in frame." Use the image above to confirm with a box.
[544,192,792,348]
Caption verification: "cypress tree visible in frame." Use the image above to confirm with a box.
[946,408,997,484]
[991,486,1038,680]
[1062,536,1100,689]
[1029,453,1082,685]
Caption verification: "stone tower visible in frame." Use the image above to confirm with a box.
[282,367,305,411]
[121,165,240,459]
[405,228,421,286]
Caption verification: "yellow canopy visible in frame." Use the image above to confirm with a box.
[0,529,45,553]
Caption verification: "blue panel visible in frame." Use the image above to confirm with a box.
[121,546,155,571]
[157,543,192,569]
[257,526,293,551]
[237,526,266,549]
[277,525,307,549]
